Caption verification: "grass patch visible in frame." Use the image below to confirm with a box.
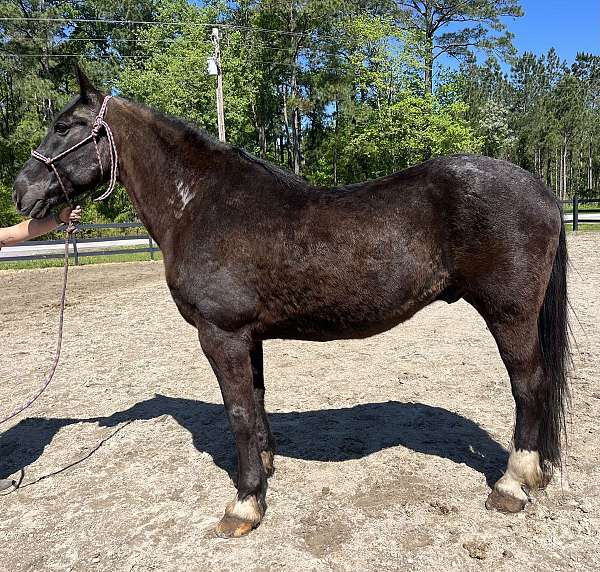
[565,223,600,233]
[562,205,600,213]
[0,251,162,271]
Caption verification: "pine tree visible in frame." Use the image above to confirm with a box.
[392,0,522,95]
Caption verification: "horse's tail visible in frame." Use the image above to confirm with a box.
[537,209,571,471]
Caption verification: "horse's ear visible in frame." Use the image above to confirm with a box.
[76,65,100,103]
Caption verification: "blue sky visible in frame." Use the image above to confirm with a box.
[507,0,599,62]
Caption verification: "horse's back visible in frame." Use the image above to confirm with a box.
[268,154,562,336]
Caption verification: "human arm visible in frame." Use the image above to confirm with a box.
[0,205,81,247]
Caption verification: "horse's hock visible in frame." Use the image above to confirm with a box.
[0,232,598,570]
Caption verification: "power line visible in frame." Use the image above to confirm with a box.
[0,52,347,71]
[12,36,166,43]
[10,36,346,58]
[9,36,339,51]
[0,52,151,59]
[247,59,344,70]
[0,17,341,41]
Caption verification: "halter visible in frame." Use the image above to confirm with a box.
[31,95,119,205]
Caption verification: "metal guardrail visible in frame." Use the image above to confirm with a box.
[0,222,160,264]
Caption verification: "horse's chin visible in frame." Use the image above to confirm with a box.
[27,198,53,219]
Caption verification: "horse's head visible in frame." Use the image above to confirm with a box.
[13,68,111,218]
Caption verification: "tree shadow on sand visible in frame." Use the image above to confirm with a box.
[0,396,508,488]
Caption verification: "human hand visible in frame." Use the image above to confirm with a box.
[58,205,82,224]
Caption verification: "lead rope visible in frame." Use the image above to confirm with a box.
[0,214,78,426]
[92,96,118,201]
[0,96,117,427]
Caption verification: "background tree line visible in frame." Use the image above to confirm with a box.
[0,0,598,225]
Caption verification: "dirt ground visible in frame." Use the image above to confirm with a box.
[0,233,598,572]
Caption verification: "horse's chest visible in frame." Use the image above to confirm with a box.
[166,263,259,331]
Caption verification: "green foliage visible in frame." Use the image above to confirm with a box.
[461,51,600,197]
[307,94,479,185]
[2,0,596,231]
[393,0,523,94]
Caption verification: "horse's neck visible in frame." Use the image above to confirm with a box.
[108,99,209,244]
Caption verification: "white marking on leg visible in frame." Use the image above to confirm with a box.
[225,495,264,524]
[261,450,274,473]
[488,449,544,511]
[506,449,543,490]
[493,472,528,503]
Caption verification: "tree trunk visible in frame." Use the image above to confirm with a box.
[290,70,301,175]
[279,135,285,165]
[562,138,568,199]
[556,148,560,196]
[292,108,301,175]
[589,141,594,191]
[424,4,434,96]
[250,101,267,158]
[281,86,292,169]
[333,95,339,185]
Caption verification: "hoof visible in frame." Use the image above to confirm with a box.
[215,515,255,538]
[216,494,264,538]
[485,486,528,513]
[0,479,15,493]
[261,451,275,477]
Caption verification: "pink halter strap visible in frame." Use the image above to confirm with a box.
[31,95,119,204]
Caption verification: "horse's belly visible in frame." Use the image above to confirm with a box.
[265,314,416,341]
[260,279,444,341]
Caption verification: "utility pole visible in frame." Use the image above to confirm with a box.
[333,94,338,186]
[210,27,226,143]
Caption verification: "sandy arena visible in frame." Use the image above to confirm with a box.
[0,233,598,571]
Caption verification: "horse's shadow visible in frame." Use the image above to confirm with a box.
[0,395,507,488]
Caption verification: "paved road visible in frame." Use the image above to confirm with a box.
[0,238,150,259]
[563,212,600,223]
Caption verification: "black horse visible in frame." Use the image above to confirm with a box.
[12,69,570,538]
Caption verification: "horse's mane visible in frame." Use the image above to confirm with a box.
[232,146,308,191]
[133,99,308,191]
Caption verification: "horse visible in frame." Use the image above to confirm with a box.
[12,68,570,538]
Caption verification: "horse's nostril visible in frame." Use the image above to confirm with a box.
[12,186,22,211]
[12,174,30,211]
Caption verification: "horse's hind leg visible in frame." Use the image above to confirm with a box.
[484,315,549,512]
[251,341,276,476]
[464,214,569,513]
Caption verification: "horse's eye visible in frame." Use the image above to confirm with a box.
[54,123,70,134]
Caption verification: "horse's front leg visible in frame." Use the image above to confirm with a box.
[251,341,276,476]
[199,327,267,538]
